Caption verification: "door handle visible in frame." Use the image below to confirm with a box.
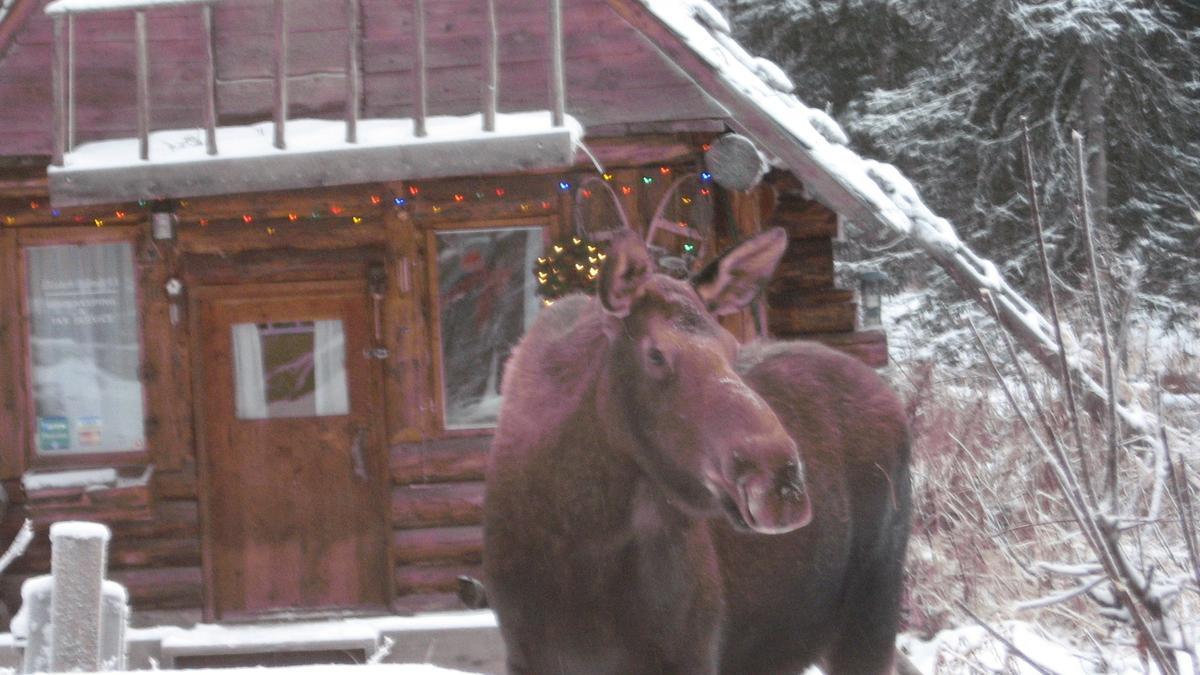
[350,424,370,481]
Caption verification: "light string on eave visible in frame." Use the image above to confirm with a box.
[1,154,718,235]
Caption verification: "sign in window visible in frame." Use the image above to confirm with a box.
[25,242,145,455]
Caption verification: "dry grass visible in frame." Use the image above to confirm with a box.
[886,317,1200,663]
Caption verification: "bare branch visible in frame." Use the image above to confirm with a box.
[1073,130,1121,512]
[1022,117,1097,507]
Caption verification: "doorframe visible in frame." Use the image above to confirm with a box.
[189,278,394,621]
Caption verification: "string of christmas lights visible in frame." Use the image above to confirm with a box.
[2,162,717,236]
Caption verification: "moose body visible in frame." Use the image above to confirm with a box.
[484,229,911,674]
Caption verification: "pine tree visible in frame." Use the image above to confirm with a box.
[729,0,1200,308]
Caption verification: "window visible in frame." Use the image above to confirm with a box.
[25,242,145,455]
[231,320,349,420]
[434,226,543,429]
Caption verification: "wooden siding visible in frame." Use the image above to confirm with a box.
[0,0,725,156]
[0,147,883,615]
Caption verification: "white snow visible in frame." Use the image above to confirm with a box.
[56,112,583,171]
[140,610,498,651]
[45,0,212,15]
[900,622,1197,674]
[48,521,110,542]
[22,468,118,492]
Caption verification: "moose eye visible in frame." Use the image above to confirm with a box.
[647,347,667,368]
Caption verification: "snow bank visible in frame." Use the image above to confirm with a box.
[900,622,1196,674]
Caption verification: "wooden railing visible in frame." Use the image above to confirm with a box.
[45,0,568,166]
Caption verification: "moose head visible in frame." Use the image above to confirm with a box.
[597,227,812,535]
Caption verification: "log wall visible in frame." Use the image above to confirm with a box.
[0,0,725,155]
[0,140,881,618]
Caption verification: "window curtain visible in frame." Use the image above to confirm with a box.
[312,320,348,416]
[232,323,268,419]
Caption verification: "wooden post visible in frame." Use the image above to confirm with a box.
[49,522,110,673]
[548,0,565,127]
[135,10,151,160]
[345,0,361,143]
[51,15,67,166]
[412,0,427,137]
[273,0,288,150]
[67,14,76,152]
[482,0,498,132]
[202,3,218,155]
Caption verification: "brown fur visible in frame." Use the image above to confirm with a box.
[484,241,910,674]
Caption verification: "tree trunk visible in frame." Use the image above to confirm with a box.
[1080,44,1107,234]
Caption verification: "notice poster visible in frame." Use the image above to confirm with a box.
[26,243,145,454]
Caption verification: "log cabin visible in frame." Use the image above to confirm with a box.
[0,0,892,623]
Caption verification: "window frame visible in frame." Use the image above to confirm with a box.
[17,227,151,469]
[424,217,551,434]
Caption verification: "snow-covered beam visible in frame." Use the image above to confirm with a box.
[606,0,1151,437]
[48,112,581,207]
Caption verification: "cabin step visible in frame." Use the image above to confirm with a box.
[159,623,379,669]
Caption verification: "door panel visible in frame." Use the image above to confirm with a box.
[196,283,390,618]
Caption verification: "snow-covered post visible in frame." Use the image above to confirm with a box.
[49,521,110,672]
[99,580,129,670]
[18,576,53,674]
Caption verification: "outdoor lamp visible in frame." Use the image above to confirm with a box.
[859,270,887,328]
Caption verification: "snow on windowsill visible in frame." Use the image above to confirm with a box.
[52,112,583,173]
[22,465,152,493]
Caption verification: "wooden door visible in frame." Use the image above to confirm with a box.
[195,281,390,619]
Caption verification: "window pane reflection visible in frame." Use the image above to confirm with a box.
[232,320,349,420]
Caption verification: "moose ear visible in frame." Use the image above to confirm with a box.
[693,227,788,316]
[599,229,653,317]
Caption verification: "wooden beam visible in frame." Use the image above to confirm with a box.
[201,4,217,155]
[547,0,565,126]
[272,0,288,150]
[51,15,67,166]
[135,10,151,160]
[482,0,498,132]
[345,0,361,143]
[67,14,76,152]
[0,0,41,62]
[412,0,427,137]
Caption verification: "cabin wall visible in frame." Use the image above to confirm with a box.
[0,0,726,155]
[0,138,875,619]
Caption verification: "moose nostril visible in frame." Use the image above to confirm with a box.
[776,460,805,498]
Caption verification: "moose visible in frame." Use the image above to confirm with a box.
[483,227,912,674]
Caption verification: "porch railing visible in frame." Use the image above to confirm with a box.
[44,0,568,167]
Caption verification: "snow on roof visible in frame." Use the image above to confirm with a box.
[45,0,212,15]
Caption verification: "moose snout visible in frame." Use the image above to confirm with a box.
[721,439,813,535]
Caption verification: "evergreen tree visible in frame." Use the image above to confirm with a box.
[729,0,1200,309]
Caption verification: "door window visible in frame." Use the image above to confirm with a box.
[25,242,145,455]
[231,320,350,419]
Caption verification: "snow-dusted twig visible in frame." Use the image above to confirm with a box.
[969,314,1179,674]
[1014,575,1106,612]
[1022,118,1096,506]
[0,519,34,576]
